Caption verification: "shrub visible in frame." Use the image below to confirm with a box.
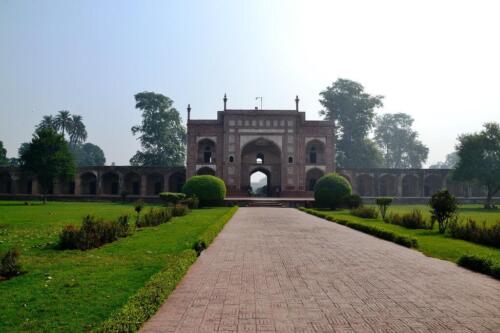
[181,196,199,209]
[159,192,186,206]
[375,197,393,220]
[429,190,458,234]
[345,194,363,209]
[313,173,352,209]
[457,254,495,275]
[182,175,226,206]
[134,200,144,216]
[59,215,132,250]
[192,239,207,256]
[136,208,172,228]
[172,204,189,217]
[350,206,378,219]
[0,248,22,279]
[385,209,429,229]
[448,218,500,248]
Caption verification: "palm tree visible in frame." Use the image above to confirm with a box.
[54,110,72,138]
[69,114,87,146]
[36,115,56,132]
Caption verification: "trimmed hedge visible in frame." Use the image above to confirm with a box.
[457,254,500,279]
[159,192,186,205]
[299,207,418,248]
[182,175,226,206]
[93,250,197,333]
[313,173,352,209]
[350,206,378,219]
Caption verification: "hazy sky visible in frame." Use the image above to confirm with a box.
[1,0,499,166]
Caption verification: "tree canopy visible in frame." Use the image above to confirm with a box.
[429,152,459,169]
[20,128,75,195]
[319,78,384,168]
[130,91,186,166]
[453,122,500,208]
[71,143,106,166]
[36,111,87,146]
[0,140,8,166]
[374,113,429,168]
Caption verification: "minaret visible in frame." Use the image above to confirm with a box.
[295,95,300,111]
[187,104,191,122]
[223,94,227,111]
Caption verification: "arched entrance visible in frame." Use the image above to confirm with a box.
[250,168,271,197]
[240,138,281,196]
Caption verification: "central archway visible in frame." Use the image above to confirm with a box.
[250,169,270,197]
[240,138,282,196]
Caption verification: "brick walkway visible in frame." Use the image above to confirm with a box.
[141,208,500,333]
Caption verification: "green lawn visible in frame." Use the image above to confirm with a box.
[308,205,500,265]
[0,201,236,332]
[378,204,500,226]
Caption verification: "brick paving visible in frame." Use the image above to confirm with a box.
[141,208,500,333]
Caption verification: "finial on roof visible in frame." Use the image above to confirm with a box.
[223,94,227,111]
[187,104,191,121]
[295,95,300,111]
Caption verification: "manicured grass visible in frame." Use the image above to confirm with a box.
[306,207,500,265]
[379,204,500,226]
[0,201,236,332]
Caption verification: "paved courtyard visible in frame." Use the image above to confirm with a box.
[141,208,500,333]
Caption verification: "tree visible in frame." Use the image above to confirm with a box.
[336,138,384,168]
[429,152,459,169]
[130,92,186,166]
[20,128,75,199]
[453,122,500,208]
[54,110,72,138]
[68,115,87,146]
[0,140,8,166]
[70,143,106,166]
[319,79,384,168]
[374,113,429,168]
[36,115,57,132]
[429,189,458,233]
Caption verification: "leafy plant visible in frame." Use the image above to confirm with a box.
[134,200,144,217]
[182,175,226,206]
[172,204,188,217]
[192,240,207,256]
[429,190,458,234]
[159,192,186,206]
[313,173,352,209]
[385,209,429,229]
[345,194,363,209]
[350,206,378,219]
[136,208,172,228]
[375,197,393,220]
[449,218,500,248]
[0,248,22,279]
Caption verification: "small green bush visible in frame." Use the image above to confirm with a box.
[0,248,22,279]
[181,196,199,209]
[345,194,363,209]
[313,173,352,209]
[192,239,207,256]
[172,204,189,217]
[182,175,226,206]
[448,218,500,248]
[429,189,458,234]
[134,200,144,216]
[59,215,132,250]
[457,254,495,276]
[159,192,187,206]
[136,208,172,228]
[350,206,378,219]
[385,209,429,229]
[375,197,393,220]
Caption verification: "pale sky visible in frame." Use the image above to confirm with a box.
[1,0,499,166]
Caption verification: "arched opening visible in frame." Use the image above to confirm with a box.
[0,172,12,194]
[379,174,397,196]
[250,169,270,197]
[229,156,234,163]
[169,172,186,193]
[196,167,215,176]
[424,175,442,197]
[402,175,419,197]
[306,140,325,164]
[102,172,120,195]
[198,138,216,164]
[146,173,164,195]
[240,138,282,194]
[356,174,375,196]
[306,168,324,191]
[288,156,293,163]
[124,172,141,195]
[56,176,75,194]
[80,172,97,195]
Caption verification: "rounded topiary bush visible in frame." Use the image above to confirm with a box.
[314,173,352,209]
[182,175,226,206]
